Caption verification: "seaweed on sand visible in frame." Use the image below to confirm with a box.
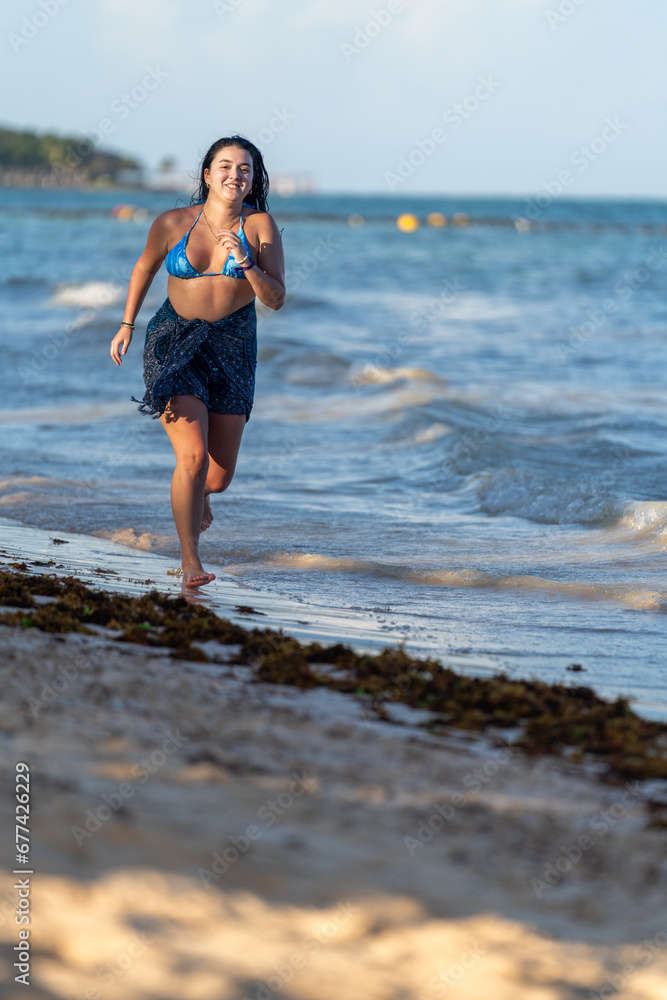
[1,569,666,784]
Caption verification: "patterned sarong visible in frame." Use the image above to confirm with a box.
[133,297,257,420]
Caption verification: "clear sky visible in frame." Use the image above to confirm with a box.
[2,0,665,197]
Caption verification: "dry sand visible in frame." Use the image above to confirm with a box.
[1,614,666,1000]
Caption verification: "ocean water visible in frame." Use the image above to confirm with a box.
[1,188,667,718]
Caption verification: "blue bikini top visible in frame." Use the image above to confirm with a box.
[165,202,253,279]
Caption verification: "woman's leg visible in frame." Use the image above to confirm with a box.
[201,413,247,530]
[159,394,215,587]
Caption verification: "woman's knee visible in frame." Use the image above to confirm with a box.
[207,469,235,494]
[176,448,209,479]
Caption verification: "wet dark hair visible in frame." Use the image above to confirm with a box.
[192,135,269,212]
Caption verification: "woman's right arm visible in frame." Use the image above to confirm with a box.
[110,211,175,366]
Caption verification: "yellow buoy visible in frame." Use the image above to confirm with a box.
[452,212,469,227]
[397,213,419,232]
[348,213,364,227]
[112,204,135,221]
[427,212,447,228]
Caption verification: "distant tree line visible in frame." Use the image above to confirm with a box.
[0,125,142,185]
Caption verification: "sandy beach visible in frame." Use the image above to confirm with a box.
[0,526,666,1000]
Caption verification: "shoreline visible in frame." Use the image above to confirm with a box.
[0,516,395,652]
[2,515,666,725]
[2,516,667,779]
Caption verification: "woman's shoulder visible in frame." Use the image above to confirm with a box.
[243,205,280,231]
[243,200,279,215]
[152,205,199,233]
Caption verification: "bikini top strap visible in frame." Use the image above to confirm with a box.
[178,209,202,245]
[240,201,255,228]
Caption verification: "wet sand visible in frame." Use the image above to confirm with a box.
[0,523,666,999]
[0,517,398,652]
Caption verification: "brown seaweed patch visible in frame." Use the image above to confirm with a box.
[1,569,666,785]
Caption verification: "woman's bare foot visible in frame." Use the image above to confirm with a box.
[182,559,216,589]
[201,495,213,533]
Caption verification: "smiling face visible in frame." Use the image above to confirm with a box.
[204,145,254,202]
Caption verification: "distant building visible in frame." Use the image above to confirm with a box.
[146,167,196,194]
[146,167,317,198]
[269,172,317,196]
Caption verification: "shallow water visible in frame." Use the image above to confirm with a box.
[1,188,666,717]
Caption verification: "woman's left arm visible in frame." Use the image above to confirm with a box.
[245,212,285,309]
[217,212,285,310]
